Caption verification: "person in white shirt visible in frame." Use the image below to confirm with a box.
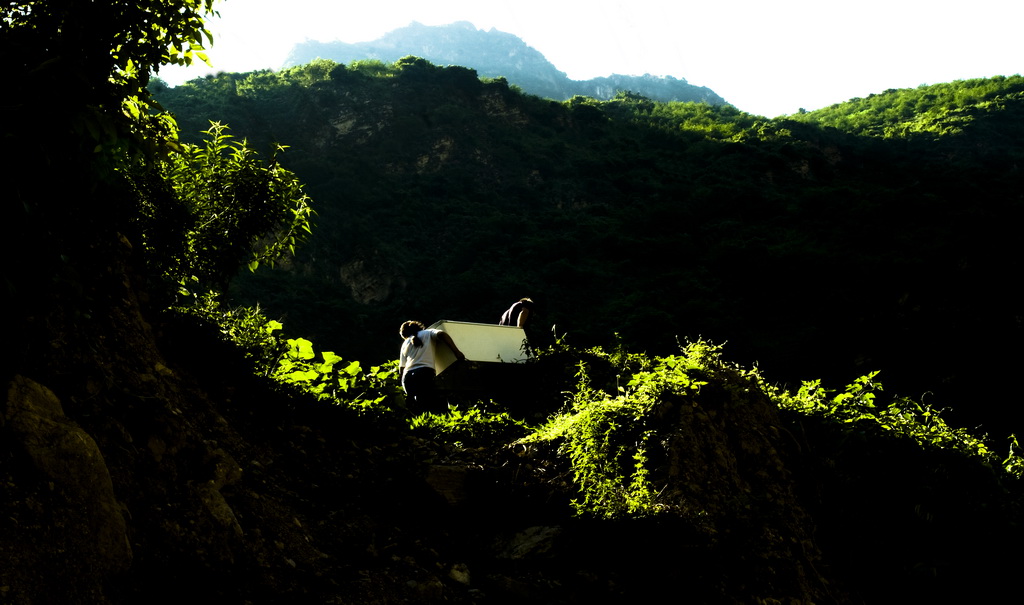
[398,320,465,411]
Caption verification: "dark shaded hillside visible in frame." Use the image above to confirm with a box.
[155,65,1024,435]
[7,293,1021,603]
[284,21,725,104]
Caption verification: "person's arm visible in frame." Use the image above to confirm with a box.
[398,344,407,379]
[517,308,530,328]
[438,331,466,362]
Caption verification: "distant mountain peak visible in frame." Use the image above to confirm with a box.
[284,22,726,105]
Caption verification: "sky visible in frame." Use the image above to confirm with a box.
[157,0,1024,117]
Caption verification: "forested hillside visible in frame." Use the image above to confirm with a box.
[156,62,1024,435]
[789,75,1024,138]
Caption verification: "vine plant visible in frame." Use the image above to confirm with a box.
[272,334,400,414]
[770,372,1024,478]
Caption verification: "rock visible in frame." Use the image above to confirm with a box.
[425,464,471,505]
[496,526,562,559]
[3,375,132,597]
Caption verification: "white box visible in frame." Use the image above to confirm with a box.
[428,320,530,375]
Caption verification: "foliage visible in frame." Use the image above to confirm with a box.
[138,122,314,296]
[523,340,718,518]
[172,293,406,416]
[789,75,1024,138]
[1004,435,1024,478]
[271,334,403,415]
[172,291,286,367]
[522,336,1023,521]
[348,58,400,79]
[179,286,1024,494]
[2,0,257,375]
[599,93,761,140]
[528,390,661,518]
[4,0,217,164]
[409,405,531,448]
[772,372,1024,477]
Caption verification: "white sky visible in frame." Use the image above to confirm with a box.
[157,0,1023,117]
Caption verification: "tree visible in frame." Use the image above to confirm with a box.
[3,0,212,311]
[2,0,312,374]
[4,0,215,160]
[141,122,313,295]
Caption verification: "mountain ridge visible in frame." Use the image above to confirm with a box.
[284,21,727,105]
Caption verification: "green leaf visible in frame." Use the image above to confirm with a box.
[286,337,316,360]
[321,351,344,366]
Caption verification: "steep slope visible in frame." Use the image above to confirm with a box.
[284,21,725,104]
[2,228,831,602]
[7,293,1019,602]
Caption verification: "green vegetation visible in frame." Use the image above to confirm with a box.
[181,286,1024,602]
[154,61,1024,439]
[140,122,314,296]
[271,334,401,415]
[522,343,705,518]
[175,292,402,415]
[789,75,1024,138]
[410,406,531,448]
[773,371,1012,466]
[515,338,1024,519]
[5,0,312,343]
[193,290,1023,521]
[601,91,761,140]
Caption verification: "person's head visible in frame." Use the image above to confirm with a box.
[399,320,425,344]
[518,297,535,309]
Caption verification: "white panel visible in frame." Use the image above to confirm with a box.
[428,320,529,374]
